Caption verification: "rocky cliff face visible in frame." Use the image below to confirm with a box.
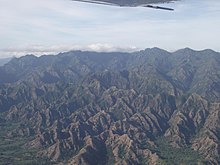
[0,48,219,164]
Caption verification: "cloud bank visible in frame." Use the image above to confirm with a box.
[0,0,220,58]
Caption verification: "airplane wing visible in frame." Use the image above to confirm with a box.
[72,0,177,11]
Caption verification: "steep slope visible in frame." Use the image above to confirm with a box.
[0,48,220,164]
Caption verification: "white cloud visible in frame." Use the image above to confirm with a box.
[87,43,138,52]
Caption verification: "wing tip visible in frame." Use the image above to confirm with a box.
[144,5,174,11]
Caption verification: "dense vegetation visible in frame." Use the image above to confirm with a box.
[0,122,51,165]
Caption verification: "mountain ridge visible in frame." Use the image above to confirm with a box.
[0,48,219,164]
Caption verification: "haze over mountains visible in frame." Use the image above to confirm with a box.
[0,48,219,164]
[0,57,12,66]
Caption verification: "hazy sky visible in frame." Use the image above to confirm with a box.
[0,0,220,58]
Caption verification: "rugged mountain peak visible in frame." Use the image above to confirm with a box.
[174,47,195,54]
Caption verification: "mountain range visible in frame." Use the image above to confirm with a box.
[0,48,219,165]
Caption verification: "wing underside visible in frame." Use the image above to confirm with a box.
[72,0,175,10]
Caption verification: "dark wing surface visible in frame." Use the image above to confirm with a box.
[72,0,178,10]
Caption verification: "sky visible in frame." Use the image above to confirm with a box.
[0,0,220,58]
